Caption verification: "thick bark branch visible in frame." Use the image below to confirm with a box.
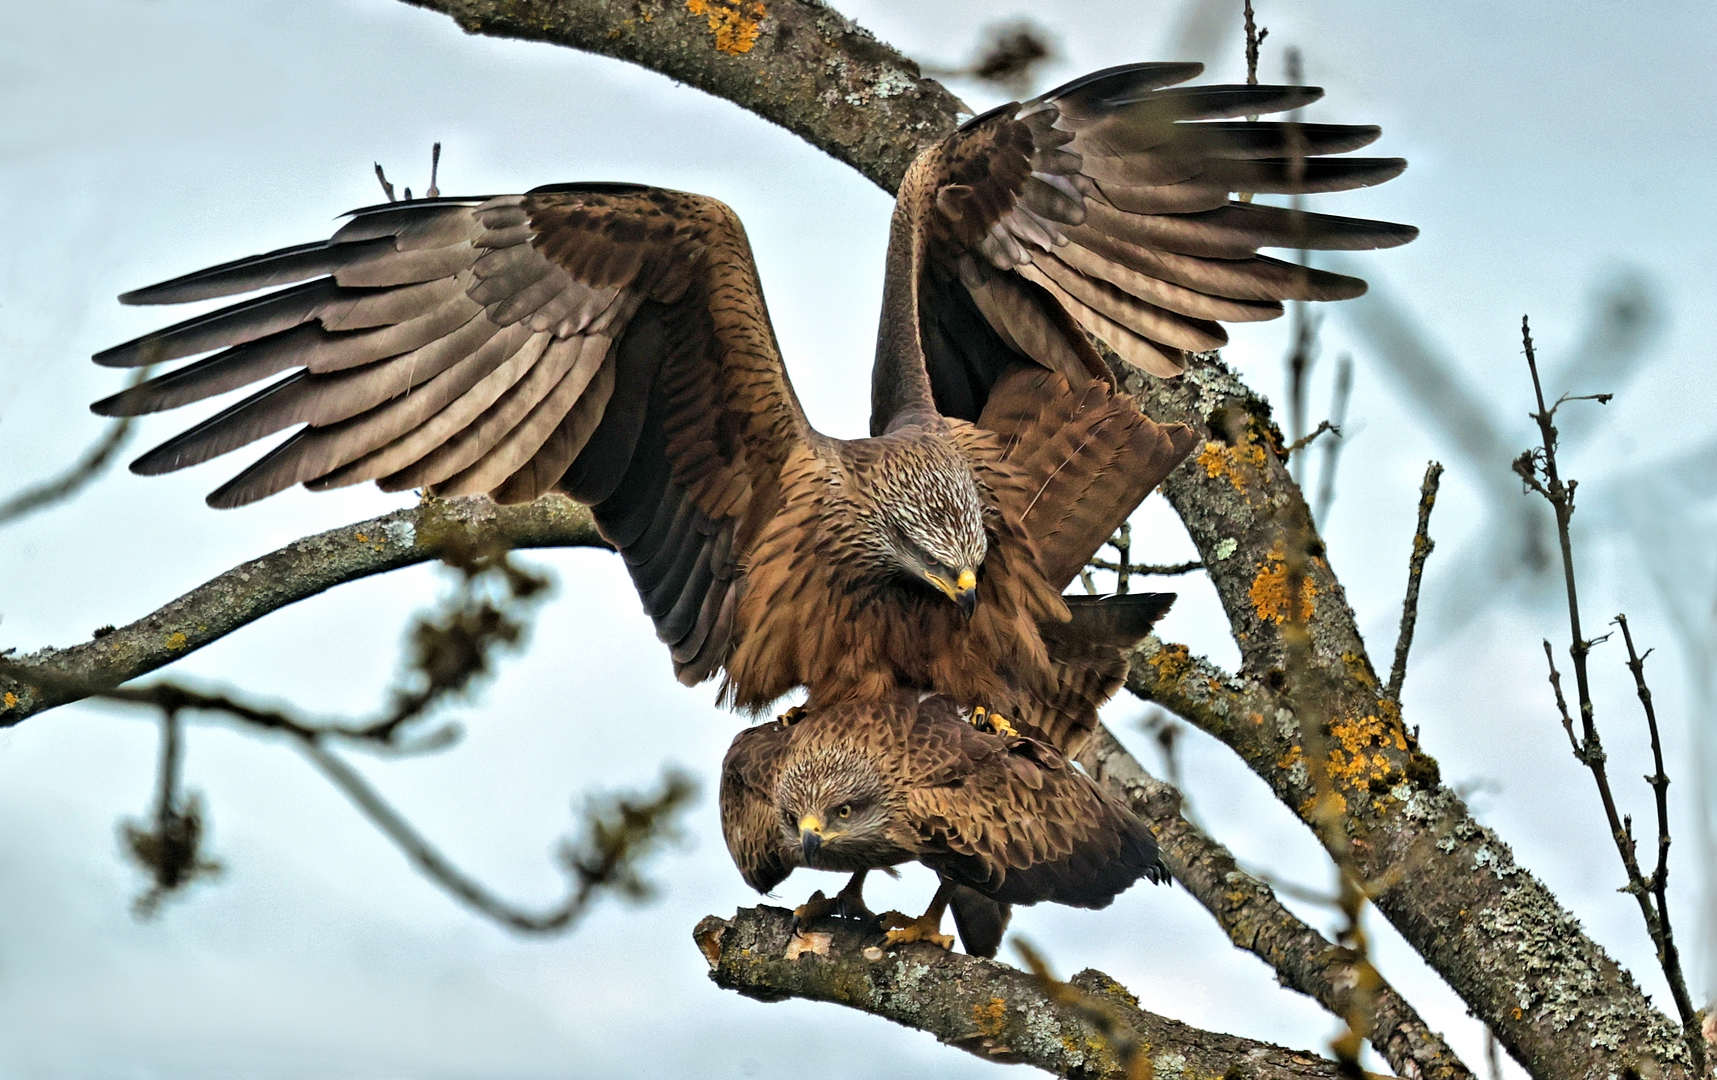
[1119,356,1695,1079]
[399,0,963,192]
[0,495,604,726]
[1079,725,1473,1080]
[695,905,1363,1080]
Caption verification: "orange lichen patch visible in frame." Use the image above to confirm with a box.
[1196,437,1266,493]
[1324,709,1404,794]
[2,692,16,710]
[972,997,1008,1038]
[1276,745,1302,771]
[1300,789,1348,819]
[686,0,765,54]
[1145,642,1191,684]
[355,532,368,542]
[165,631,189,650]
[1249,545,1315,624]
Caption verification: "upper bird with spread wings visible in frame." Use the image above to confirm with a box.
[93,63,1413,719]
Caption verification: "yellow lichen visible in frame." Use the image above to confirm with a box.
[1249,544,1315,624]
[2,692,16,709]
[972,997,1007,1038]
[165,631,188,650]
[1196,438,1265,493]
[1145,642,1191,684]
[355,532,368,542]
[685,0,765,53]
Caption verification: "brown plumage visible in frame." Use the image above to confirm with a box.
[92,63,1412,722]
[720,690,1169,957]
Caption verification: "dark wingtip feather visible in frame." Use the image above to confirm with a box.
[1155,83,1324,120]
[1043,62,1205,108]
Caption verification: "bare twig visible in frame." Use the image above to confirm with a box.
[374,161,397,202]
[427,141,441,198]
[1284,419,1337,460]
[0,366,155,527]
[1243,0,1269,85]
[120,710,221,916]
[919,20,1057,97]
[1387,461,1444,701]
[1085,558,1205,578]
[1515,316,1705,1075]
[1313,354,1354,528]
[1617,613,1703,1074]
[302,740,694,933]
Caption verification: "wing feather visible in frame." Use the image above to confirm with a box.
[96,185,813,690]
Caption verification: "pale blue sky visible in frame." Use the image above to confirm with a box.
[1,3,1713,1078]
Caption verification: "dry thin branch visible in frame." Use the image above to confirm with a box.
[0,367,154,527]
[1243,0,1269,85]
[1617,612,1704,1072]
[1514,316,1704,1075]
[1085,558,1205,578]
[695,905,1364,1079]
[0,494,605,726]
[1080,725,1475,1080]
[120,711,221,916]
[1285,419,1337,460]
[1313,354,1354,528]
[1387,461,1444,701]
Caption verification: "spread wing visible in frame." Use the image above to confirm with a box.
[719,719,798,894]
[906,702,1166,907]
[873,61,1416,431]
[94,185,811,684]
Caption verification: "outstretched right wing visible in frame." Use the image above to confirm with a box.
[93,185,814,685]
[873,62,1417,432]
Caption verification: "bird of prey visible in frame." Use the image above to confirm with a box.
[92,62,1414,719]
[720,673,1171,958]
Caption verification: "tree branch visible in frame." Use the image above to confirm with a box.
[1079,725,1474,1080]
[0,494,605,726]
[695,905,1365,1080]
[1388,461,1444,701]
[399,0,963,194]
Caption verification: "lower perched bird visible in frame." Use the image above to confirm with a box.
[721,593,1174,957]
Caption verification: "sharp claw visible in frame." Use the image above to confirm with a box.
[969,705,1020,739]
[777,705,807,727]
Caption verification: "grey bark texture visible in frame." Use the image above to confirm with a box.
[696,905,1365,1080]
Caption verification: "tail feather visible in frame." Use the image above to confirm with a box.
[949,885,1012,959]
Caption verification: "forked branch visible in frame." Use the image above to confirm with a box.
[1515,317,1705,1075]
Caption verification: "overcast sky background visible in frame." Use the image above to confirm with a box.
[2,2,1715,1078]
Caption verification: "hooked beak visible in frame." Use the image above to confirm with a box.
[926,568,979,618]
[798,814,823,861]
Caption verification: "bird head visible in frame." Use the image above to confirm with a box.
[851,436,988,616]
[775,747,899,869]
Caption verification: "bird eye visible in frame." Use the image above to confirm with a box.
[837,804,852,819]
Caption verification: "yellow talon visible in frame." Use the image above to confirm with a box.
[969,706,1019,739]
[880,910,955,950]
[777,705,807,727]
